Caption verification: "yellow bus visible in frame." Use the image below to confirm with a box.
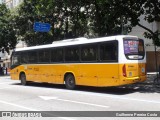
[10,35,146,89]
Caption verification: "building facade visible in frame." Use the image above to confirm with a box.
[0,0,5,4]
[2,0,23,9]
[0,0,23,70]
[129,15,160,72]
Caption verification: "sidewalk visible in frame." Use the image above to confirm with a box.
[128,73,160,93]
[143,72,158,84]
[0,74,10,77]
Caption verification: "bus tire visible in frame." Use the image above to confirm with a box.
[20,73,27,86]
[65,74,76,90]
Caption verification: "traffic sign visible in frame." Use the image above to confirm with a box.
[33,22,51,32]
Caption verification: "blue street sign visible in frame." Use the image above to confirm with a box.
[33,22,51,32]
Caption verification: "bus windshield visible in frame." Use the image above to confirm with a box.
[123,39,145,60]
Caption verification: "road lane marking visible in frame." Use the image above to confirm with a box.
[39,96,109,108]
[0,82,18,84]
[39,96,58,100]
[0,100,38,111]
[103,95,160,104]
[84,93,160,104]
[0,86,15,89]
[0,100,76,120]
[46,89,160,105]
[80,92,160,104]
[57,98,109,108]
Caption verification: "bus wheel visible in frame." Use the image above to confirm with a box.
[20,73,27,86]
[65,74,76,90]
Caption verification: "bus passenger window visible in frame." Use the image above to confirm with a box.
[100,41,118,62]
[51,49,63,62]
[28,51,38,63]
[21,52,28,64]
[12,52,21,65]
[38,49,50,63]
[65,46,79,62]
[81,45,97,61]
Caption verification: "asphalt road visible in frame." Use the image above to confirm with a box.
[0,76,160,120]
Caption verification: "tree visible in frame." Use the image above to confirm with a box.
[12,0,54,46]
[13,0,160,46]
[109,0,160,45]
[14,0,124,46]
[89,0,123,37]
[0,4,17,53]
[141,0,160,46]
[13,0,88,46]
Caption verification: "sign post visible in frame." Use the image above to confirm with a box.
[33,22,51,32]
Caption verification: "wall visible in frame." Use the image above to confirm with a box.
[129,16,160,72]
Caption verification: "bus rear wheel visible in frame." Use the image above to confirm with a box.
[65,74,76,90]
[20,73,27,86]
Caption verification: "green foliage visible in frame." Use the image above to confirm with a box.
[142,0,160,46]
[11,0,160,47]
[13,0,125,46]
[108,0,160,46]
[0,4,17,53]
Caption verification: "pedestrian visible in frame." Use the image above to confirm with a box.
[0,65,3,75]
[6,67,8,75]
[1,66,4,75]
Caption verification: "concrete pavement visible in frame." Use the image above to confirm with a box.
[0,76,160,120]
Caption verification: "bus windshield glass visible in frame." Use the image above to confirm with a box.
[123,39,145,60]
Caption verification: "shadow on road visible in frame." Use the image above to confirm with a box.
[12,75,160,95]
[126,75,160,93]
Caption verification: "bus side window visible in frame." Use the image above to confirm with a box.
[21,52,28,64]
[38,49,50,63]
[12,52,21,65]
[65,46,79,62]
[81,45,97,61]
[100,41,118,62]
[51,48,63,62]
[28,51,38,63]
